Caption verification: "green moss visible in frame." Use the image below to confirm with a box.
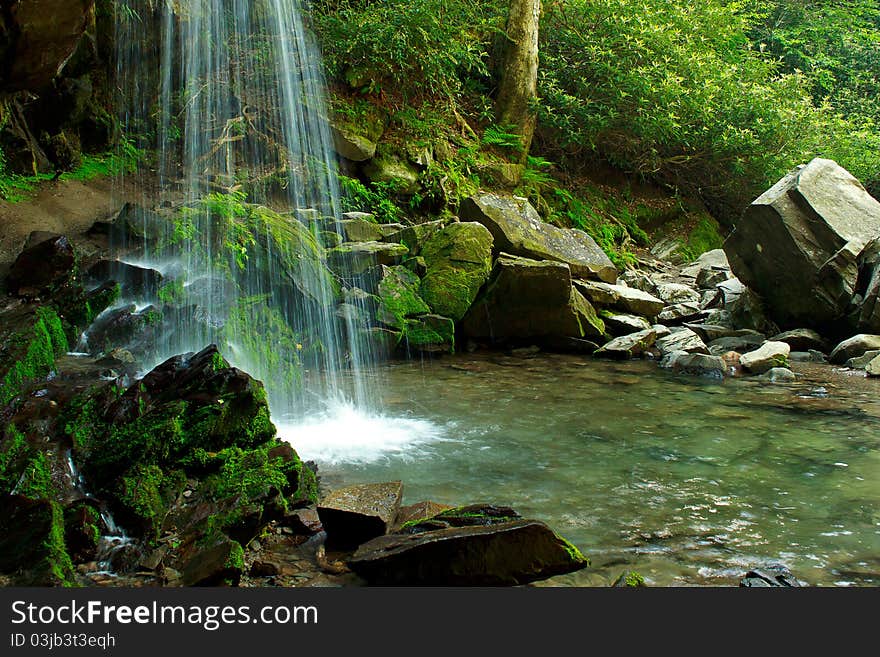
[624,571,646,587]
[555,534,590,566]
[15,452,54,500]
[679,215,724,262]
[401,316,455,353]
[117,464,166,537]
[0,425,31,494]
[376,266,430,329]
[45,501,76,587]
[0,307,69,406]
[158,280,185,305]
[224,540,245,571]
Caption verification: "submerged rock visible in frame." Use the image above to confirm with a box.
[659,352,726,378]
[761,367,797,383]
[740,565,803,587]
[318,481,403,549]
[725,158,880,330]
[460,192,617,282]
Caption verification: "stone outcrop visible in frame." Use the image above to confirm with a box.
[725,158,880,331]
[317,482,403,549]
[460,193,617,282]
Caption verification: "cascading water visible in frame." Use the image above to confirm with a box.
[111,0,383,422]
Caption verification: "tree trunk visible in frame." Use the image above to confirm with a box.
[495,0,540,170]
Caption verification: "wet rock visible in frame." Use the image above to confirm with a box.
[602,313,652,336]
[720,350,742,375]
[327,241,409,276]
[768,328,827,353]
[348,518,589,586]
[595,328,657,359]
[829,334,880,365]
[740,341,790,374]
[180,536,244,586]
[392,501,456,532]
[612,571,647,587]
[857,237,880,332]
[656,283,701,305]
[761,367,797,383]
[401,315,455,353]
[113,203,167,242]
[575,280,665,318]
[86,260,163,299]
[419,222,494,321]
[6,233,75,297]
[460,192,617,283]
[866,355,880,377]
[84,304,162,356]
[684,323,743,343]
[655,328,709,355]
[63,500,102,564]
[726,158,880,330]
[740,565,802,587]
[707,333,767,356]
[659,352,726,378]
[461,254,605,342]
[375,265,430,329]
[790,350,827,363]
[317,481,403,549]
[843,350,880,369]
[337,219,394,243]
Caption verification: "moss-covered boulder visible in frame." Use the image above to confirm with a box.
[461,254,605,343]
[0,305,69,408]
[0,496,75,586]
[419,222,493,322]
[376,265,430,329]
[363,152,421,195]
[401,314,455,353]
[327,241,409,276]
[384,220,447,256]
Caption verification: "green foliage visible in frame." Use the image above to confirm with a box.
[204,447,290,503]
[482,124,525,153]
[312,0,505,100]
[0,308,70,407]
[0,426,31,494]
[538,0,880,218]
[339,175,405,223]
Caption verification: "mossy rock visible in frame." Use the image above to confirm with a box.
[363,152,421,195]
[0,306,69,408]
[419,222,494,322]
[327,241,409,276]
[0,496,75,586]
[376,265,430,329]
[401,315,455,354]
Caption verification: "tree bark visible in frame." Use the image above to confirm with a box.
[495,0,540,169]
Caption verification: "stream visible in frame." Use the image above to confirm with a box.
[281,352,880,587]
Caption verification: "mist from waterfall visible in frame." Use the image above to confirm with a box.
[112,0,381,420]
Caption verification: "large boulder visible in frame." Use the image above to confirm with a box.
[6,233,75,297]
[857,237,880,332]
[725,158,880,330]
[460,193,617,283]
[460,254,605,342]
[740,341,791,374]
[419,222,494,321]
[375,265,430,329]
[829,334,880,364]
[317,482,403,549]
[348,505,588,586]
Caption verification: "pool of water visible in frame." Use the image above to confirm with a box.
[283,353,880,587]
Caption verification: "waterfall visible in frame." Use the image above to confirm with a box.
[112,0,380,420]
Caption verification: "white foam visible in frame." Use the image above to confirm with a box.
[276,403,445,465]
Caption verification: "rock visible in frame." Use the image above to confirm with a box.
[769,328,827,352]
[761,367,796,383]
[375,266,430,329]
[113,203,167,242]
[657,302,703,324]
[594,328,657,359]
[655,328,709,355]
[1,0,93,91]
[790,350,827,363]
[460,254,605,342]
[618,270,658,294]
[659,352,726,378]
[337,218,399,243]
[707,332,767,355]
[401,315,455,353]
[317,481,404,549]
[652,324,672,339]
[681,248,730,279]
[845,350,880,369]
[419,222,494,321]
[829,334,880,364]
[695,267,732,290]
[725,158,880,330]
[83,304,162,356]
[720,350,742,375]
[363,153,420,195]
[740,565,802,587]
[6,233,75,296]
[460,192,617,283]
[392,501,456,532]
[726,287,776,334]
[684,323,743,343]
[86,260,163,299]
[330,123,378,162]
[348,518,589,586]
[612,571,647,587]
[856,237,880,332]
[602,313,652,336]
[180,537,244,586]
[0,497,74,585]
[384,220,447,256]
[866,355,880,377]
[327,242,409,276]
[250,560,281,577]
[740,341,791,374]
[575,280,665,318]
[655,283,701,305]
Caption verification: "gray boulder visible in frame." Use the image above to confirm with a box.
[655,328,709,355]
[602,313,652,336]
[656,283,701,305]
[867,355,880,377]
[844,350,880,369]
[829,334,880,364]
[725,158,880,329]
[575,280,665,318]
[460,193,617,283]
[659,352,726,378]
[595,328,657,359]
[761,367,797,383]
[769,328,828,352]
[317,482,403,549]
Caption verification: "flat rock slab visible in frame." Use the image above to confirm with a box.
[656,328,708,355]
[603,313,652,336]
[595,328,657,359]
[575,280,665,318]
[460,192,617,283]
[318,481,403,548]
[348,519,589,586]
